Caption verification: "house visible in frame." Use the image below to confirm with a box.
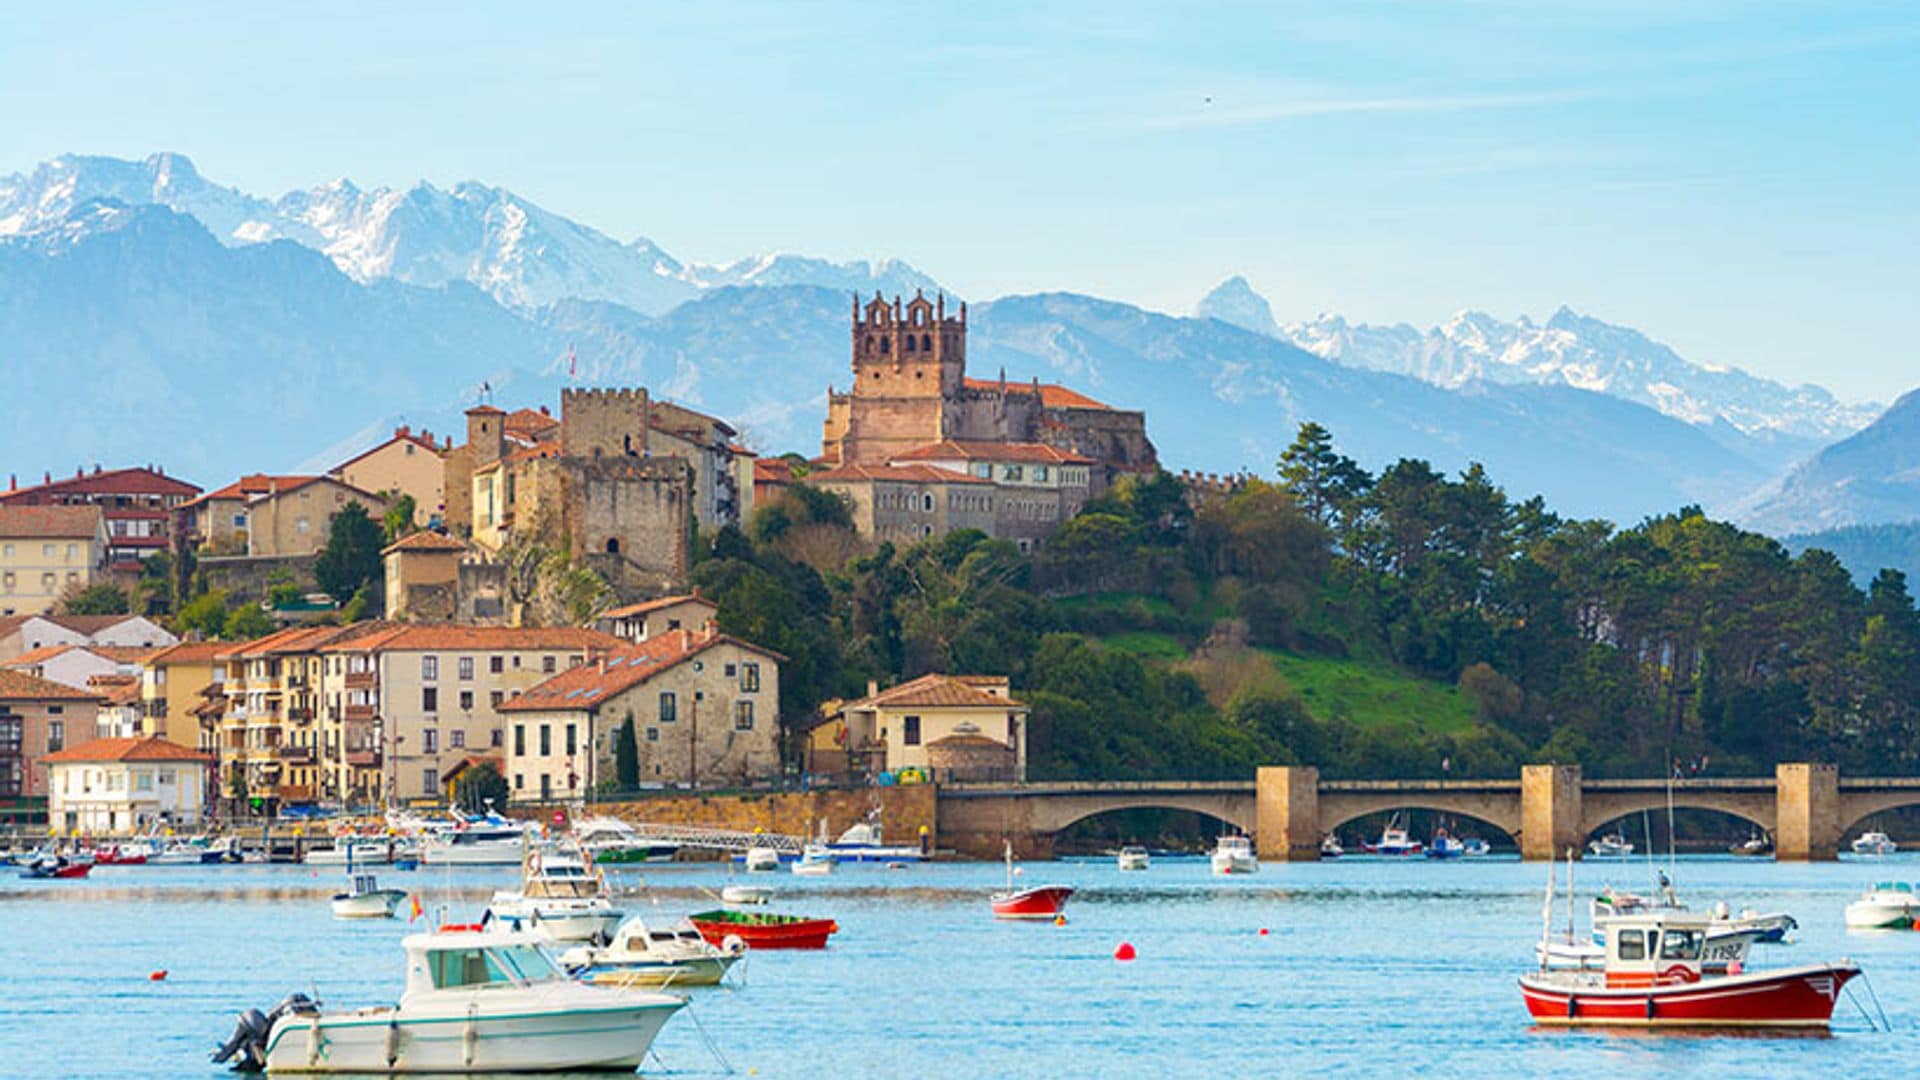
[1,466,203,572]
[803,463,996,546]
[315,624,621,805]
[810,674,1028,782]
[500,627,783,800]
[0,505,109,616]
[596,595,717,643]
[88,675,144,739]
[329,425,449,528]
[43,736,215,834]
[0,668,104,802]
[213,623,391,811]
[139,641,229,748]
[753,457,796,509]
[887,441,1096,551]
[2,643,158,690]
[181,474,387,557]
[0,613,176,661]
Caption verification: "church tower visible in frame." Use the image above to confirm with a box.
[822,290,968,464]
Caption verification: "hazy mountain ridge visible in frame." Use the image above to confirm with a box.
[1740,389,1920,534]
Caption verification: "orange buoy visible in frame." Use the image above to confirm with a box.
[1258,927,1270,936]
[1053,914,1067,926]
[1113,942,1136,962]
[149,970,168,981]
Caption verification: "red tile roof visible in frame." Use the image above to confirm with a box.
[503,408,560,436]
[601,595,715,620]
[890,440,1094,465]
[181,474,382,510]
[41,736,213,765]
[0,668,103,701]
[754,459,797,482]
[963,377,1113,410]
[465,404,506,416]
[329,427,447,473]
[1,466,201,502]
[320,625,621,653]
[145,641,231,666]
[500,629,783,713]
[0,504,105,539]
[87,674,142,706]
[382,531,468,555]
[839,672,1024,711]
[1,644,158,669]
[806,463,990,485]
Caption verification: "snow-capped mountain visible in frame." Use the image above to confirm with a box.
[1273,303,1876,446]
[1195,275,1279,338]
[1738,389,1920,534]
[0,152,945,316]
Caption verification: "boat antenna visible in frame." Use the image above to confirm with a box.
[1665,750,1678,881]
[1540,852,1554,967]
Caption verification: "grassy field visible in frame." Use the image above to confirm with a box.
[1263,649,1477,734]
[1099,630,1188,662]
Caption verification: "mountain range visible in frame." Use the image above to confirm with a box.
[0,152,1909,534]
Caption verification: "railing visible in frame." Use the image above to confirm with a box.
[343,705,375,721]
[277,745,315,763]
[344,671,376,690]
[346,750,380,768]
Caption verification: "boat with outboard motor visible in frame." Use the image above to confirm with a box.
[1852,831,1898,857]
[1520,911,1859,1028]
[689,908,839,949]
[306,837,404,867]
[211,923,684,1073]
[1209,834,1258,875]
[572,817,678,865]
[822,818,926,862]
[1320,834,1344,859]
[720,883,774,906]
[1363,815,1424,857]
[487,844,626,943]
[1116,845,1151,871]
[1588,833,1634,858]
[421,806,536,866]
[1845,882,1920,929]
[561,916,745,987]
[791,844,835,876]
[331,873,408,919]
[18,852,91,879]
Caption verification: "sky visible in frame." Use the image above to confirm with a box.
[3,1,1916,402]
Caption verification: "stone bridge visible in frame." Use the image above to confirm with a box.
[936,764,1920,861]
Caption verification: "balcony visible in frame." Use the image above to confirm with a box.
[288,707,315,723]
[344,671,376,690]
[277,745,315,764]
[276,785,314,802]
[344,704,375,722]
[347,749,381,768]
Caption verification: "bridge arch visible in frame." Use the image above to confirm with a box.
[1319,795,1521,842]
[1579,792,1776,843]
[1839,793,1920,838]
[1035,796,1255,836]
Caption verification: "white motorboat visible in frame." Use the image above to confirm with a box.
[1320,834,1344,859]
[1853,831,1898,857]
[488,846,626,943]
[1460,837,1491,857]
[306,837,400,867]
[148,837,213,865]
[1846,881,1920,929]
[572,817,678,865]
[720,884,773,906]
[560,916,745,987]
[1116,845,1150,871]
[743,845,782,873]
[422,813,535,866]
[331,872,408,919]
[1209,834,1258,875]
[791,844,836,876]
[823,819,926,862]
[211,925,684,1073]
[1587,833,1634,858]
[1729,831,1774,857]
[1363,815,1423,856]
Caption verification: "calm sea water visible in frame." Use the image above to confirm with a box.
[3,854,1918,1078]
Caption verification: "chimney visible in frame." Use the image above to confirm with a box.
[539,405,549,417]
[396,425,409,439]
[6,474,13,491]
[866,680,879,699]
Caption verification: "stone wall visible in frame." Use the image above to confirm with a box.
[198,553,318,604]
[557,782,938,853]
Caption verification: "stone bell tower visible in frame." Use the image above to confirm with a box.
[822,290,968,465]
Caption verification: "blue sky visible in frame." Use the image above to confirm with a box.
[4,1,1915,401]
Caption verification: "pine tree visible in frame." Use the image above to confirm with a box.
[615,713,640,790]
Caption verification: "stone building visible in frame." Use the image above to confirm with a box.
[0,667,103,802]
[381,531,508,625]
[328,426,449,528]
[804,463,996,547]
[500,626,783,799]
[596,595,717,643]
[181,474,387,557]
[821,291,1157,478]
[808,673,1028,782]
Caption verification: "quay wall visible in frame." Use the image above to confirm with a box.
[540,784,939,853]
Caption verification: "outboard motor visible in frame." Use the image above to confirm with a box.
[211,993,319,1071]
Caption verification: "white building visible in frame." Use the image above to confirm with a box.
[44,736,215,835]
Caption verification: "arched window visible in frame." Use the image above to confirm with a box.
[904,334,916,353]
[880,337,890,355]
[605,537,621,554]
[922,333,933,352]
[922,492,935,513]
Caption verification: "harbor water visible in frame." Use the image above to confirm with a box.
[5,854,1919,1077]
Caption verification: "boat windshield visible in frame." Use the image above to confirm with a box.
[428,945,562,989]
[1657,928,1704,961]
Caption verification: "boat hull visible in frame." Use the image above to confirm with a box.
[1845,900,1918,930]
[331,891,407,919]
[1520,964,1859,1028]
[260,997,681,1073]
[572,953,739,988]
[991,886,1074,919]
[1210,854,1258,875]
[690,911,839,949]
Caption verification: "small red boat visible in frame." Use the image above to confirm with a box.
[689,909,839,950]
[1521,910,1859,1028]
[93,845,148,866]
[19,856,93,879]
[989,841,1073,919]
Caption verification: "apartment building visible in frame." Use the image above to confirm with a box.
[138,641,228,749]
[0,505,109,616]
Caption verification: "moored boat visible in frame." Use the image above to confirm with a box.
[1320,834,1344,859]
[1520,911,1859,1028]
[1588,833,1634,858]
[1845,881,1920,929]
[561,916,745,987]
[1116,845,1151,871]
[721,884,774,906]
[689,909,839,949]
[1852,831,1898,857]
[991,840,1073,918]
[823,819,925,862]
[487,845,626,943]
[1209,834,1258,875]
[1426,829,1465,860]
[305,837,401,866]
[572,817,678,865]
[1729,830,1773,857]
[791,844,835,876]
[331,873,408,919]
[18,853,91,879]
[743,845,782,873]
[211,924,684,1073]
[92,843,148,866]
[1363,816,1423,857]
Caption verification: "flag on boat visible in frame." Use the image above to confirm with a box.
[408,893,423,922]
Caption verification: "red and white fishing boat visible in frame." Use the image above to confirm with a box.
[990,841,1073,920]
[1520,911,1859,1029]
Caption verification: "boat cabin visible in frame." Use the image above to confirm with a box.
[403,929,566,998]
[1598,913,1708,988]
[611,919,708,957]
[520,852,606,899]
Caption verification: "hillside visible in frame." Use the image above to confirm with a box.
[1739,388,1920,533]
[1786,521,1920,587]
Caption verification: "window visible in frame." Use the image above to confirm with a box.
[903,715,921,746]
[421,656,439,681]
[459,690,474,711]
[490,690,504,709]
[514,725,525,755]
[42,543,55,558]
[490,656,504,674]
[514,772,524,790]
[725,663,736,677]
[659,692,677,723]
[422,729,438,753]
[542,656,556,674]
[974,463,992,478]
[458,657,474,680]
[1617,930,1646,961]
[1659,929,1701,961]
[1004,465,1024,481]
[539,724,551,755]
[1034,466,1049,482]
[734,701,754,731]
[450,729,466,749]
[423,767,438,792]
[295,517,309,534]
[565,724,577,755]
[921,492,935,513]
[741,663,760,692]
[646,726,659,743]
[47,720,65,753]
[136,770,153,792]
[540,774,552,800]
[422,687,438,712]
[232,514,246,529]
[490,729,502,748]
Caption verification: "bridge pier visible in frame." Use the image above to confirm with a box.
[1256,766,1321,862]
[1521,764,1582,860]
[1775,763,1839,861]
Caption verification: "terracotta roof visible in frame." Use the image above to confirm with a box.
[963,377,1113,410]
[320,625,621,654]
[806,463,990,485]
[500,629,784,713]
[754,459,796,482]
[330,427,446,473]
[382,531,467,555]
[890,440,1095,465]
[41,735,213,765]
[926,732,1013,749]
[465,404,506,416]
[1,466,201,502]
[145,641,230,665]
[473,443,563,474]
[11,614,152,637]
[2,644,79,668]
[442,754,503,782]
[2,644,157,669]
[216,622,385,660]
[87,674,142,706]
[839,673,1024,712]
[601,595,715,620]
[182,474,381,510]
[0,504,105,539]
[503,408,559,436]
[0,668,103,701]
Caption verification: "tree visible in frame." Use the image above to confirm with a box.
[615,713,640,790]
[177,588,232,639]
[382,494,418,543]
[1277,422,1371,526]
[61,583,130,616]
[223,603,274,640]
[315,503,386,604]
[453,762,511,812]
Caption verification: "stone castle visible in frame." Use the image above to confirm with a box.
[821,292,1157,477]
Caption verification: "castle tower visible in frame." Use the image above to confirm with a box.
[825,290,969,464]
[561,388,652,459]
